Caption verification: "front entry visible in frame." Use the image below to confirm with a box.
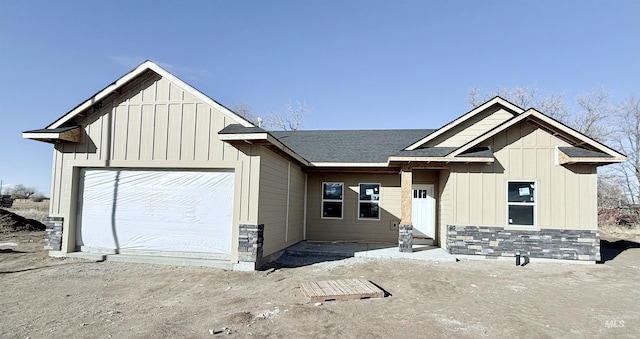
[412,184,436,241]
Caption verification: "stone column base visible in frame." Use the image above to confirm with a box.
[238,224,264,262]
[399,224,413,253]
[44,216,63,251]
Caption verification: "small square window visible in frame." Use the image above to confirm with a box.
[508,205,534,225]
[508,182,535,203]
[359,202,379,219]
[323,202,343,219]
[323,183,343,200]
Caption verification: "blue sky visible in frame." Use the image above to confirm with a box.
[0,0,638,195]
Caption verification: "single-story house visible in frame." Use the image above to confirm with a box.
[23,61,626,270]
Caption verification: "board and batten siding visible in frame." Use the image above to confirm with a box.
[257,148,305,257]
[438,168,453,248]
[429,106,514,147]
[447,120,598,231]
[306,173,401,243]
[49,74,261,257]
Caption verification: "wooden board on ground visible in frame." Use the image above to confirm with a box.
[300,278,385,302]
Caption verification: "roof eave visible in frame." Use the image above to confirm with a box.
[387,156,495,164]
[557,148,626,166]
[309,162,389,167]
[22,127,81,144]
[558,158,626,165]
[218,132,310,166]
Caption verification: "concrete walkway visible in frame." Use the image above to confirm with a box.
[285,241,457,263]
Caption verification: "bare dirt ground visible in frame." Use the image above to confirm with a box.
[1,208,639,338]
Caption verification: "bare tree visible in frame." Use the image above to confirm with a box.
[573,88,613,143]
[8,184,36,199]
[614,96,640,204]
[468,86,620,143]
[598,174,627,208]
[232,100,311,131]
[232,103,259,125]
[468,86,569,122]
[262,100,310,131]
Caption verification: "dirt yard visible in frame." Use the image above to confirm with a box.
[1,226,639,337]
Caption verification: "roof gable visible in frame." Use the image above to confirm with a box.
[46,61,254,130]
[405,96,524,151]
[448,108,626,162]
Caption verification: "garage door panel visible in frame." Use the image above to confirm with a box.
[77,169,234,255]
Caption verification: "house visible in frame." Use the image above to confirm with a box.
[23,61,626,270]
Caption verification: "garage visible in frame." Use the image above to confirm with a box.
[76,169,234,257]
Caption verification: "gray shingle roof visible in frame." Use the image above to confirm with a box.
[271,129,435,163]
[218,124,267,134]
[219,126,498,163]
[558,146,613,158]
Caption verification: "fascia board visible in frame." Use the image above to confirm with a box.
[387,156,494,163]
[218,133,269,141]
[309,162,389,167]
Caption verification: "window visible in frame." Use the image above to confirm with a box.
[507,181,536,226]
[359,183,380,220]
[322,182,343,219]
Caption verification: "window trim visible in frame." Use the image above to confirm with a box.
[321,182,343,219]
[358,183,381,220]
[506,180,537,227]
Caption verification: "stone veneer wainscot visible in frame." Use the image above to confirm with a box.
[447,225,600,261]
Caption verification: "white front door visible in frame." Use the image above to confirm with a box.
[412,184,435,239]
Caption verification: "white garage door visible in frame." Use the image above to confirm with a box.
[77,169,234,256]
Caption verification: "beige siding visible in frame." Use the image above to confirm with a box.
[430,107,514,147]
[288,164,306,245]
[49,75,261,259]
[258,148,305,256]
[446,121,598,231]
[306,173,402,243]
[438,169,452,247]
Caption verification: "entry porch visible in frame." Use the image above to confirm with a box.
[304,166,447,251]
